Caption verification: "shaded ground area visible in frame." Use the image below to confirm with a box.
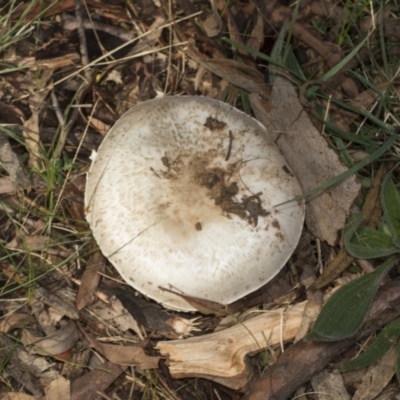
[0,0,400,399]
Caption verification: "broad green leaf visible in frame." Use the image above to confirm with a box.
[306,257,398,341]
[342,317,400,371]
[346,226,399,259]
[381,173,400,247]
[343,212,364,241]
[343,212,399,259]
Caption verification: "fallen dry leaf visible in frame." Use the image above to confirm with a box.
[187,45,270,98]
[88,116,110,137]
[70,360,125,400]
[331,82,392,132]
[0,314,34,333]
[81,328,160,369]
[86,295,144,340]
[44,376,70,400]
[202,3,222,37]
[76,250,105,310]
[246,14,264,59]
[23,69,53,169]
[0,394,36,400]
[21,320,80,356]
[33,284,79,320]
[249,76,361,245]
[0,130,31,190]
[352,346,396,400]
[311,369,350,400]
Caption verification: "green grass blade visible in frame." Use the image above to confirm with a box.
[320,32,372,82]
[381,172,400,247]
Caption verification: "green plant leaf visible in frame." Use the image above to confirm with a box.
[346,226,399,259]
[381,172,400,248]
[306,257,398,341]
[343,212,399,259]
[342,317,400,371]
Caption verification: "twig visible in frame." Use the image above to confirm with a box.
[74,0,90,80]
[225,130,234,161]
[50,91,64,126]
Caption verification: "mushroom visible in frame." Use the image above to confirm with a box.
[85,96,305,312]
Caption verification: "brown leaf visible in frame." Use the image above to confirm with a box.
[249,77,361,245]
[76,250,105,310]
[21,320,80,356]
[331,82,392,132]
[0,314,35,333]
[187,45,270,98]
[0,177,19,194]
[45,376,70,400]
[70,360,126,400]
[0,130,31,190]
[159,286,227,316]
[23,69,53,169]
[0,394,36,400]
[87,296,143,339]
[246,14,264,59]
[352,346,396,400]
[7,234,51,251]
[311,369,350,400]
[81,328,160,369]
[202,6,222,37]
[88,116,110,137]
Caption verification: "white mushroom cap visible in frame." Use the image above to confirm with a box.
[85,96,305,311]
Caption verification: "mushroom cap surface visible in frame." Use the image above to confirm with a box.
[85,96,305,311]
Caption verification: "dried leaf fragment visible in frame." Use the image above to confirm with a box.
[21,320,80,356]
[250,77,361,245]
[81,328,159,369]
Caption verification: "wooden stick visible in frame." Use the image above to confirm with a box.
[157,301,307,390]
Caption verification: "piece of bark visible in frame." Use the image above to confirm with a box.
[156,301,307,390]
[249,77,361,245]
[242,281,400,400]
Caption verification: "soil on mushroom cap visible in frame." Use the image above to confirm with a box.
[159,153,269,227]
